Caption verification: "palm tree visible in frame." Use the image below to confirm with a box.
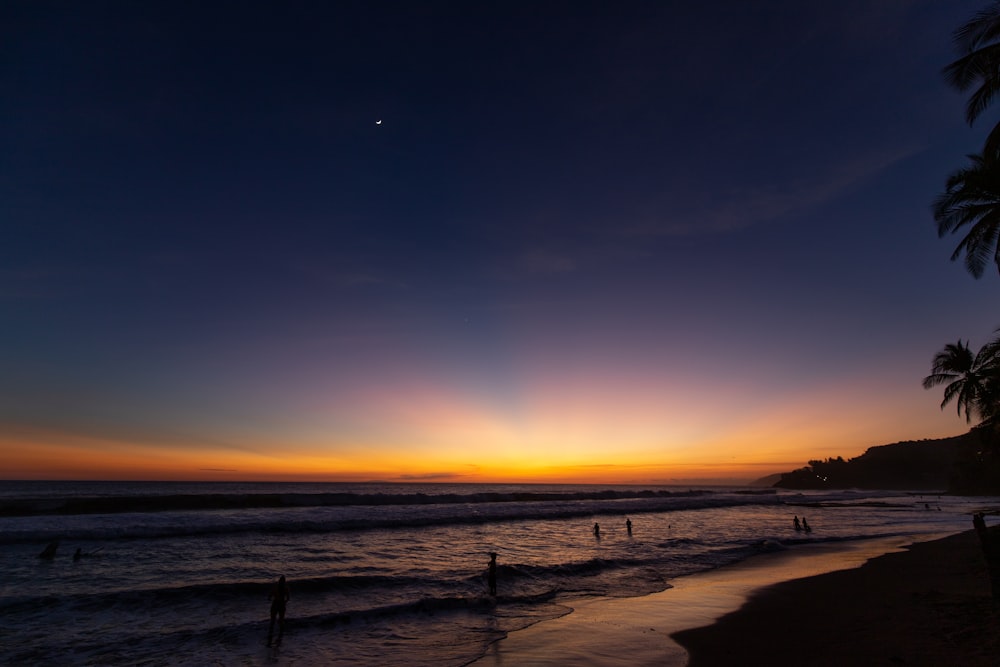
[944,2,1000,155]
[923,336,1000,423]
[932,151,1000,278]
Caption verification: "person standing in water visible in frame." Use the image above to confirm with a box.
[267,575,290,646]
[593,523,600,538]
[38,541,58,559]
[487,552,497,596]
[626,518,632,535]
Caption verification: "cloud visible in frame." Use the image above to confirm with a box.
[397,471,472,480]
[289,259,411,291]
[491,248,578,281]
[519,249,576,274]
[339,272,410,289]
[628,145,923,237]
[0,419,260,456]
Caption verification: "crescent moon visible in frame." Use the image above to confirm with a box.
[376,120,382,125]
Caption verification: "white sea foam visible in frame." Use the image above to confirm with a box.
[0,482,988,666]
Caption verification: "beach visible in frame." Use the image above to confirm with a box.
[473,530,999,667]
[676,530,999,667]
[3,482,994,665]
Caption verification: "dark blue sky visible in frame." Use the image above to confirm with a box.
[3,1,998,482]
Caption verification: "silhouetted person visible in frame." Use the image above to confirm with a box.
[802,517,811,533]
[38,541,58,559]
[973,513,1000,599]
[793,516,801,531]
[593,523,600,538]
[487,552,497,596]
[626,518,632,535]
[73,548,82,562]
[267,575,290,646]
[974,512,988,549]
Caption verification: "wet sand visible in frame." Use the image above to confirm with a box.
[472,531,998,666]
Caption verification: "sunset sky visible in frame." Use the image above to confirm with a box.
[3,1,999,484]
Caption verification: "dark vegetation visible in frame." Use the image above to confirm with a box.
[773,431,1000,494]
[775,4,1000,499]
[915,2,1000,497]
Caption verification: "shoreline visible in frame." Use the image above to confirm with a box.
[470,531,996,666]
[675,529,998,666]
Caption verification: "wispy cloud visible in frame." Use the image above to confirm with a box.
[491,247,578,281]
[291,261,411,290]
[0,419,260,455]
[339,272,410,289]
[397,471,472,480]
[517,249,576,275]
[627,145,922,237]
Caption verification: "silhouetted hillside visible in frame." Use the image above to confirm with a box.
[772,432,1000,494]
[749,473,783,488]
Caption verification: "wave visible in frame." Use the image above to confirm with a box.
[0,494,784,544]
[0,553,685,617]
[0,573,453,614]
[0,589,562,667]
[0,487,762,517]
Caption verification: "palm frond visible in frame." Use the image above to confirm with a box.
[933,153,1000,278]
[942,381,963,414]
[923,372,957,390]
[944,43,1000,104]
[945,4,1000,126]
[952,3,1000,52]
[984,123,1000,157]
[965,76,1000,125]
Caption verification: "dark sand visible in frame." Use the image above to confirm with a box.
[472,532,998,666]
[673,530,999,666]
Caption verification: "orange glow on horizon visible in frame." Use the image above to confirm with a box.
[1,366,971,485]
[2,423,803,484]
[0,425,960,486]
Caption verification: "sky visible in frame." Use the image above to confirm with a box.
[3,1,999,484]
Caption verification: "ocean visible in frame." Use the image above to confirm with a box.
[0,481,991,666]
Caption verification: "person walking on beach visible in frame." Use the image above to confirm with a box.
[267,575,290,646]
[974,512,988,549]
[487,552,497,596]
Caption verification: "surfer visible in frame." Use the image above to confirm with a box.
[793,516,802,531]
[267,575,290,646]
[626,518,632,535]
[487,552,497,596]
[38,541,58,560]
[802,517,812,533]
[593,523,600,538]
